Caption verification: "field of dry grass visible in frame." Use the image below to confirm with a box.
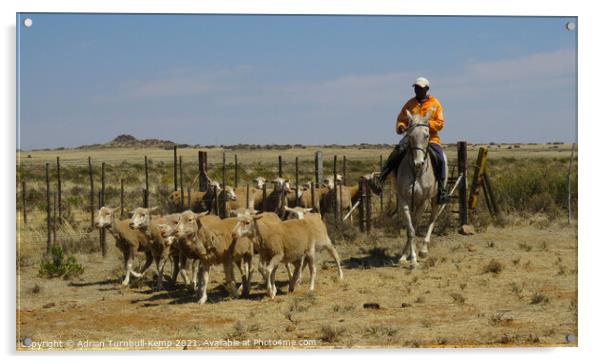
[16,144,578,350]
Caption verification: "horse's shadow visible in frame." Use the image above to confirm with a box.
[342,247,401,269]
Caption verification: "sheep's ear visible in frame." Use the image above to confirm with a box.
[284,206,293,212]
[150,206,160,213]
[127,211,134,218]
[304,208,313,213]
[253,215,264,221]
[252,209,259,215]
[110,207,120,214]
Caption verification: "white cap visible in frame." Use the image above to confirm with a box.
[413,77,429,88]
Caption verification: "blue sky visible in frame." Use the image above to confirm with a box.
[17,14,577,150]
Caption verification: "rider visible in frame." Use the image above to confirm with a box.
[368,77,450,204]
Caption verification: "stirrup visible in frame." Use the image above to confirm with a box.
[437,189,451,204]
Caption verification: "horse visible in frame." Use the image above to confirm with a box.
[395,108,447,267]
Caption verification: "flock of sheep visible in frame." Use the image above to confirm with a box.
[93,174,370,303]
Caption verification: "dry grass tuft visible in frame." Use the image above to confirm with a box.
[483,259,504,274]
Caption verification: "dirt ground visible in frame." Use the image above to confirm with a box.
[16,220,577,351]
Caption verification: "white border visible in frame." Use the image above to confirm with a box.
[3,0,600,362]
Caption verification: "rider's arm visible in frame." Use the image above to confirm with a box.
[428,101,445,132]
[395,101,412,134]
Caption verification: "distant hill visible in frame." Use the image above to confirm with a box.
[75,134,179,150]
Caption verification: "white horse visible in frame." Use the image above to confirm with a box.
[395,109,447,267]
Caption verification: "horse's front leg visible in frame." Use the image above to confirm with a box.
[422,196,439,257]
[399,203,417,266]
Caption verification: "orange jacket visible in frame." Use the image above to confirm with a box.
[395,95,444,145]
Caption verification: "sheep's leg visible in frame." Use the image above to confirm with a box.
[288,259,303,293]
[285,263,294,282]
[223,260,240,298]
[153,254,164,291]
[133,251,153,278]
[191,259,199,291]
[295,256,306,286]
[243,255,252,297]
[171,254,182,285]
[422,196,439,257]
[324,242,344,280]
[197,263,210,304]
[307,253,317,291]
[121,250,132,285]
[265,254,283,298]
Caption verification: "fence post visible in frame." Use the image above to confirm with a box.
[120,178,124,219]
[173,145,178,192]
[333,155,338,224]
[315,151,323,187]
[179,156,184,212]
[379,155,384,213]
[246,184,250,209]
[366,182,372,233]
[52,192,57,246]
[144,156,149,208]
[359,177,367,232]
[457,141,468,226]
[198,151,203,191]
[221,152,226,218]
[234,154,239,188]
[278,155,283,178]
[56,156,62,224]
[21,181,27,225]
[88,157,94,229]
[342,156,347,186]
[295,157,300,207]
[45,163,51,255]
[100,162,107,257]
[213,185,219,216]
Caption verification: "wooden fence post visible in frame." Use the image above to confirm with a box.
[221,152,226,218]
[100,162,107,257]
[278,155,283,178]
[468,147,488,210]
[120,178,124,219]
[45,163,51,254]
[21,181,27,225]
[295,157,300,206]
[457,141,468,226]
[179,156,184,212]
[366,182,372,233]
[342,156,347,186]
[173,145,178,192]
[187,187,192,210]
[379,155,384,213]
[52,192,57,246]
[144,156,149,208]
[213,185,219,216]
[359,177,367,232]
[246,184,250,209]
[234,154,239,188]
[310,182,316,211]
[56,156,62,224]
[333,155,338,224]
[315,151,323,187]
[88,157,94,229]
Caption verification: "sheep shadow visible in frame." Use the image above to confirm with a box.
[342,247,401,269]
[131,283,267,305]
[68,278,121,288]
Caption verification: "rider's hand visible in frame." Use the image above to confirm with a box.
[397,125,406,134]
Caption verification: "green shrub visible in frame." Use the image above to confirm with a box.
[39,245,84,279]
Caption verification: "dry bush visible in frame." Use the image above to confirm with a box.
[483,259,504,274]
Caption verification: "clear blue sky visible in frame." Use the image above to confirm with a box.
[17,14,577,150]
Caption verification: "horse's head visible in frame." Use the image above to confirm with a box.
[405,108,433,172]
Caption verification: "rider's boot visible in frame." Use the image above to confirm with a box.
[437,180,451,204]
[367,143,406,195]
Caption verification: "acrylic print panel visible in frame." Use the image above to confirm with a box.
[16,13,577,351]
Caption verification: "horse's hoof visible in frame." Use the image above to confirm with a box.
[418,251,428,258]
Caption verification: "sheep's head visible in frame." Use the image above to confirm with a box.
[284,206,313,220]
[323,174,343,189]
[253,177,267,189]
[302,181,313,191]
[156,213,180,239]
[223,186,237,201]
[272,177,288,192]
[232,210,261,240]
[168,191,182,205]
[209,181,222,194]
[129,206,159,230]
[94,206,118,229]
[229,207,258,218]
[175,210,207,239]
